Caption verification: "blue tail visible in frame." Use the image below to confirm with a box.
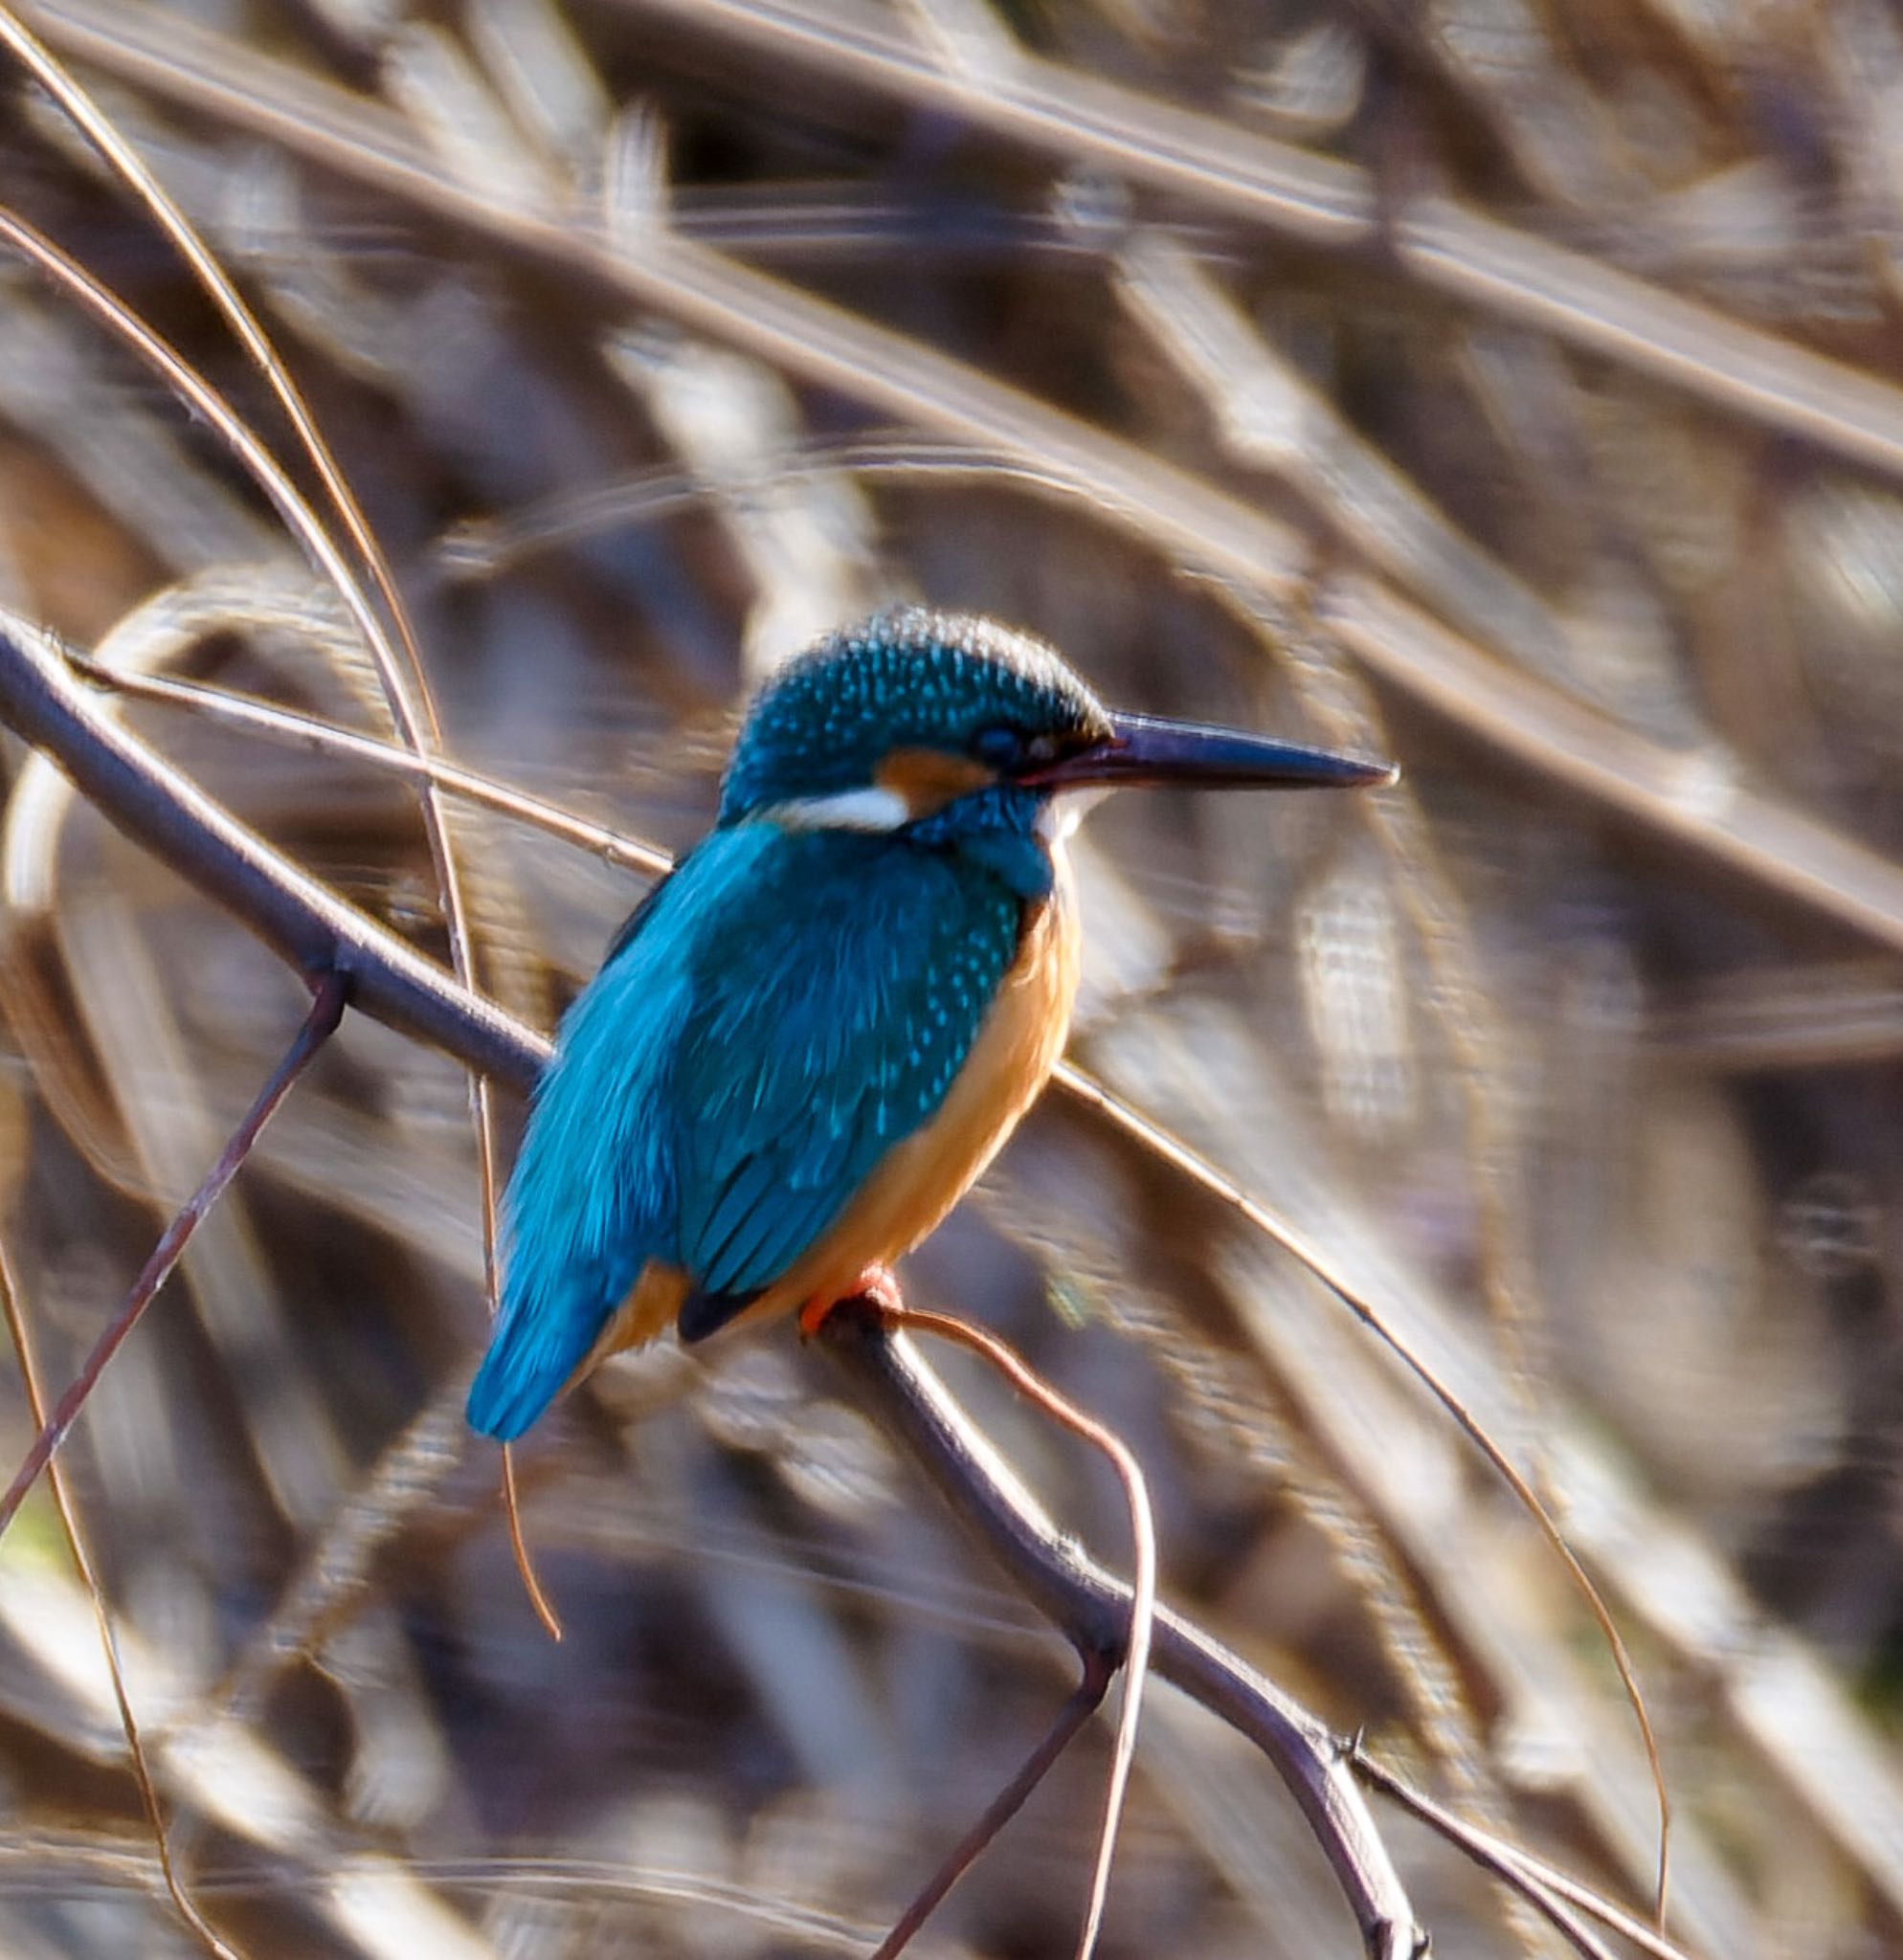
[465,1268,616,1440]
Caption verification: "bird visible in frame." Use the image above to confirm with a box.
[466,608,1395,1440]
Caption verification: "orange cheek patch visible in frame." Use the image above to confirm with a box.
[875,747,996,816]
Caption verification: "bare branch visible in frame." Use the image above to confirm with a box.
[0,614,1424,1956]
[0,615,543,1081]
[817,1304,1422,1960]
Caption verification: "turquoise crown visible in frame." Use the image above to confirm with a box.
[719,608,1110,823]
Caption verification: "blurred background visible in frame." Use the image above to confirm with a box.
[0,0,1901,1953]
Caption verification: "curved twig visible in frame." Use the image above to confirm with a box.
[876,1302,1157,1960]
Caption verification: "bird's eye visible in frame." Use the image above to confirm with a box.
[971,724,1027,769]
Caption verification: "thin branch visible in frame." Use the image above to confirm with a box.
[1051,1059,1672,1920]
[503,1448,564,1642]
[0,969,347,1539]
[62,651,673,875]
[870,1653,1113,1960]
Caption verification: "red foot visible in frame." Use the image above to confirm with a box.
[797,1263,905,1337]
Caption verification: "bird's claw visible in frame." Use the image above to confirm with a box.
[797,1263,904,1337]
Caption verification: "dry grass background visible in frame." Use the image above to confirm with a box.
[1,0,1902,1953]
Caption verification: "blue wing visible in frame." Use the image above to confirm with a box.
[669,832,1022,1301]
[465,827,766,1438]
[465,824,1021,1438]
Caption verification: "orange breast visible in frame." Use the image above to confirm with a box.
[593,850,1082,1359]
[752,846,1083,1323]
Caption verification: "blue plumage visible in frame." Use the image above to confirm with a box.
[676,831,1022,1289]
[464,606,1388,1440]
[465,822,1022,1438]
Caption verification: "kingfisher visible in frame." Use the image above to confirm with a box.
[466,608,1394,1439]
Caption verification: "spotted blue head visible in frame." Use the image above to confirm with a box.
[719,608,1392,895]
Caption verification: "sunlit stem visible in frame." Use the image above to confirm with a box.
[503,1449,564,1641]
[0,1231,240,1959]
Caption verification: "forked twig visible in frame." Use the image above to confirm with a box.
[867,1300,1156,1960]
[817,1303,1422,1960]
[821,1305,1709,1960]
[0,969,348,1540]
[868,1652,1115,1959]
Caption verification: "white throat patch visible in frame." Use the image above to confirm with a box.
[770,782,1111,840]
[765,786,911,833]
[1037,786,1109,841]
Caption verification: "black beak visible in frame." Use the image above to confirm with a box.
[1020,712,1398,793]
